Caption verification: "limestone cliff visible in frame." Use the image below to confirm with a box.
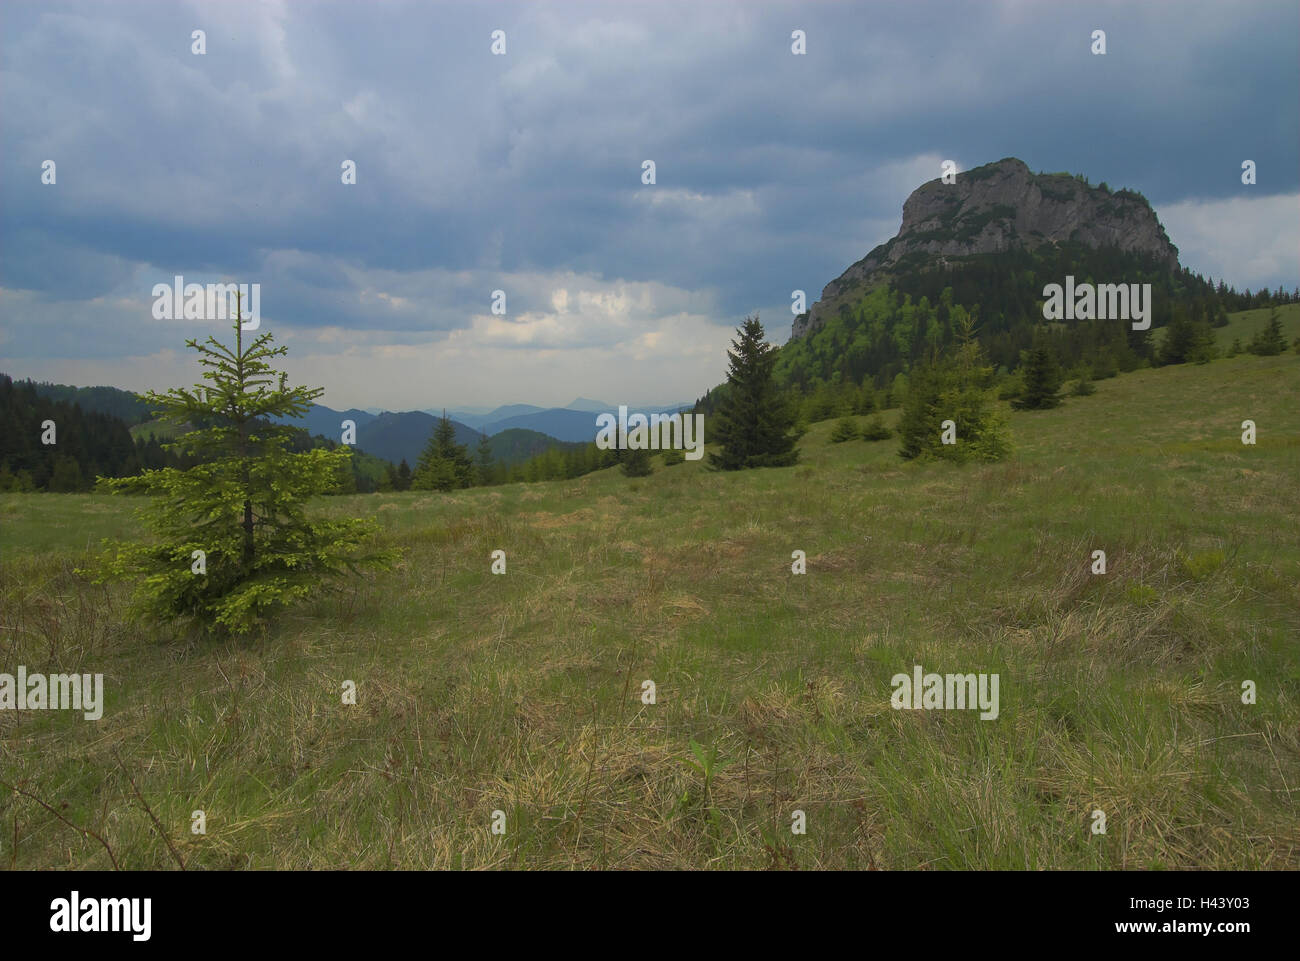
[792,157,1179,339]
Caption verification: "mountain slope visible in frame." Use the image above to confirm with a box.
[487,428,582,464]
[565,397,613,412]
[348,411,478,466]
[793,157,1179,340]
[480,408,604,442]
[714,156,1274,413]
[7,345,1298,868]
[24,380,156,425]
[273,404,377,442]
[481,404,693,441]
[438,404,545,429]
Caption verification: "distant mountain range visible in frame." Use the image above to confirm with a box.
[278,397,691,460]
[270,407,579,467]
[472,399,691,440]
[366,398,691,442]
[16,379,688,467]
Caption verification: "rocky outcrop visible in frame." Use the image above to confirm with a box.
[791,157,1179,339]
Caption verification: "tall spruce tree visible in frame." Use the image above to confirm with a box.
[1012,342,1064,409]
[476,433,495,486]
[84,309,396,635]
[708,314,801,470]
[1160,305,1217,365]
[412,412,474,490]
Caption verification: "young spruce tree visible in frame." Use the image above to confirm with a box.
[897,306,1011,463]
[1247,307,1287,356]
[708,314,801,470]
[621,445,653,477]
[1160,305,1217,365]
[86,309,397,635]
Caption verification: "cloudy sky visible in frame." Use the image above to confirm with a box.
[1,0,1296,411]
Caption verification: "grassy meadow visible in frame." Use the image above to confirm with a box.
[1150,301,1300,353]
[2,344,1298,869]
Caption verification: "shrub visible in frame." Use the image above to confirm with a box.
[1246,308,1286,356]
[1179,549,1226,581]
[621,448,653,477]
[997,371,1025,400]
[829,417,859,443]
[861,416,892,441]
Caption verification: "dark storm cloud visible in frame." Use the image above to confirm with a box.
[1,0,1295,387]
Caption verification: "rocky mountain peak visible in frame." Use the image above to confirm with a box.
[791,157,1180,339]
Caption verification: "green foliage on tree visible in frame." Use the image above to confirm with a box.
[332,450,358,493]
[621,447,653,477]
[1160,305,1218,365]
[412,413,474,491]
[0,374,163,491]
[1011,342,1063,410]
[1071,371,1097,396]
[1247,308,1287,356]
[1090,351,1120,379]
[661,448,686,466]
[49,455,85,492]
[897,311,1011,463]
[0,464,36,491]
[476,433,495,486]
[83,314,398,635]
[798,378,873,424]
[997,370,1026,400]
[829,417,859,443]
[709,314,801,470]
[861,415,892,441]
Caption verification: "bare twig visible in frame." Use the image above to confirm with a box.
[113,750,186,870]
[1,780,120,870]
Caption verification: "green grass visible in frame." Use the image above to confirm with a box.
[1213,303,1300,352]
[1150,302,1300,353]
[2,349,1298,869]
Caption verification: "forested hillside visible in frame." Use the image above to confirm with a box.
[0,375,173,491]
[696,246,1295,423]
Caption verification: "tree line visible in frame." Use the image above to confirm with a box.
[0,375,181,492]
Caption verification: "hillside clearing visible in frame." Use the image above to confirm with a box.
[2,350,1298,869]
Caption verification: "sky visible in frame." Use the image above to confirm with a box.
[1,0,1296,411]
